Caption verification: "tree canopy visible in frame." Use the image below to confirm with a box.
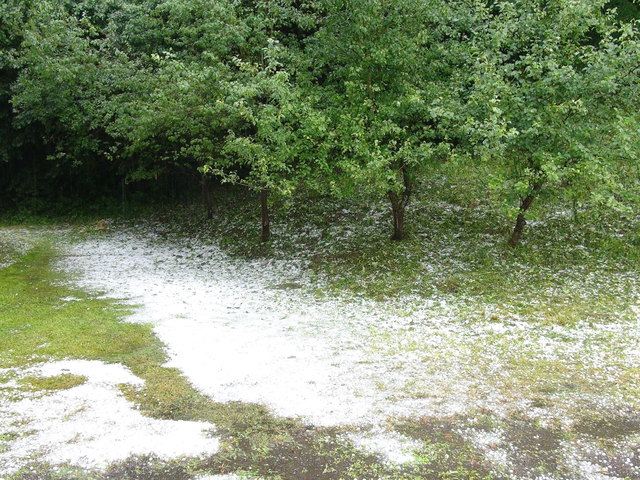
[1,0,639,243]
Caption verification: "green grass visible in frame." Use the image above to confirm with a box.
[0,243,155,368]
[19,374,87,391]
[0,238,410,480]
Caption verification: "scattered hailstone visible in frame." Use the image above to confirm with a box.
[60,296,82,302]
[348,430,422,464]
[8,225,634,479]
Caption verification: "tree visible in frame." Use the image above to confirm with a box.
[97,0,248,209]
[0,0,46,207]
[10,0,129,205]
[305,0,468,240]
[103,0,323,239]
[0,0,27,163]
[202,42,323,242]
[464,0,640,245]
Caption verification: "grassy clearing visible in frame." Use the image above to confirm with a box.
[108,179,638,478]
[2,174,639,479]
[0,232,521,480]
[0,236,408,480]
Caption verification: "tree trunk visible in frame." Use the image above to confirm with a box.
[121,178,127,215]
[260,189,270,243]
[388,191,407,241]
[508,209,528,247]
[508,183,542,247]
[387,166,412,241]
[201,174,213,220]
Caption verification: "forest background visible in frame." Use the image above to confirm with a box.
[1,0,640,246]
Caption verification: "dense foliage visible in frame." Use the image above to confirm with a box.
[1,0,639,244]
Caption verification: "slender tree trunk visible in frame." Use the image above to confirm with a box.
[387,166,413,241]
[388,191,407,240]
[201,174,213,220]
[32,157,37,197]
[260,189,270,243]
[508,208,529,247]
[508,183,542,247]
[121,178,127,215]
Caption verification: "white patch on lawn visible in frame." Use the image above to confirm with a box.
[56,231,481,427]
[461,428,509,468]
[60,295,82,302]
[47,227,640,477]
[348,428,423,464]
[0,360,219,475]
[0,229,36,269]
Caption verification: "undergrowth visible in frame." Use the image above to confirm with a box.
[120,176,640,326]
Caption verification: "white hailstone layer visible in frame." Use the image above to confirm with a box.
[0,360,219,475]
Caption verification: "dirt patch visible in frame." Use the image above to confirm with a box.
[392,416,495,479]
[203,421,385,480]
[502,414,568,478]
[580,445,640,479]
[392,413,573,479]
[572,406,640,439]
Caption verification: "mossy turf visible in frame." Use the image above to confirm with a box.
[19,374,87,391]
[0,244,152,368]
